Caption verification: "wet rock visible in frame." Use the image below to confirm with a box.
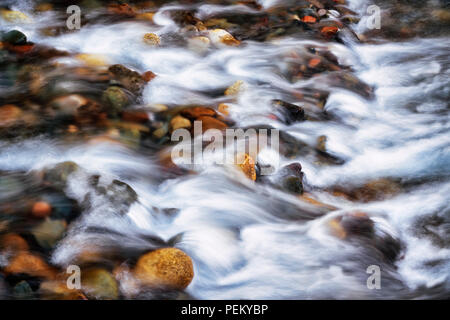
[197,116,228,132]
[272,100,305,124]
[142,70,156,82]
[31,218,67,250]
[82,268,119,300]
[225,80,245,96]
[170,115,191,132]
[0,233,29,252]
[237,153,257,181]
[180,107,216,119]
[39,280,86,300]
[108,64,146,94]
[43,161,80,189]
[75,53,108,67]
[107,3,136,17]
[13,280,34,299]
[218,103,230,116]
[102,86,130,118]
[333,178,401,203]
[31,201,52,219]
[208,29,240,47]
[122,110,149,123]
[134,248,194,290]
[327,211,375,240]
[1,30,27,45]
[276,163,304,195]
[0,105,22,127]
[143,33,160,46]
[320,26,339,39]
[49,94,88,118]
[4,252,56,279]
[0,10,30,23]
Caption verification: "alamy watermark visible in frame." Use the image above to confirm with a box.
[366,265,381,289]
[66,5,81,30]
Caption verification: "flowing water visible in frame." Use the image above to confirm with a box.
[0,0,449,299]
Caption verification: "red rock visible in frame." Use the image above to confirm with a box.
[321,26,339,38]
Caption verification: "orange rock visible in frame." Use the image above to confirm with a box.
[237,153,256,181]
[180,107,216,119]
[142,70,156,82]
[0,104,22,127]
[196,116,228,132]
[301,16,317,23]
[107,3,136,16]
[4,252,56,279]
[134,248,194,290]
[1,233,29,252]
[31,201,52,218]
[321,26,339,38]
[218,103,229,116]
[308,58,321,68]
[40,280,87,300]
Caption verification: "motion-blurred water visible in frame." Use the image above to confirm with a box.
[0,0,449,299]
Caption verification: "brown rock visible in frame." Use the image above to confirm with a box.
[0,105,22,127]
[180,107,216,119]
[196,116,228,132]
[0,233,29,252]
[4,252,56,279]
[134,248,194,290]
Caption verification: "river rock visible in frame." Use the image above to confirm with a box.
[134,248,194,290]
[39,280,86,300]
[277,163,304,195]
[208,29,240,47]
[49,94,88,118]
[237,153,256,181]
[196,116,228,132]
[170,115,191,132]
[13,280,34,299]
[180,106,216,119]
[108,64,146,94]
[82,268,119,300]
[143,33,160,46]
[225,80,245,96]
[272,100,305,124]
[102,86,129,117]
[1,30,27,45]
[43,161,80,189]
[0,233,29,252]
[0,10,30,23]
[0,104,22,128]
[4,252,56,279]
[31,218,67,250]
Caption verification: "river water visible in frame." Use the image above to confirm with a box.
[0,0,449,299]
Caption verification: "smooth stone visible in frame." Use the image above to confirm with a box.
[31,218,67,250]
[4,252,56,279]
[82,268,119,300]
[134,248,194,290]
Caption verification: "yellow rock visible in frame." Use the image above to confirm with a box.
[225,80,245,96]
[143,33,160,46]
[237,153,256,181]
[82,268,119,300]
[208,29,240,47]
[134,248,194,290]
[170,115,191,132]
[218,103,229,116]
[1,10,31,23]
[136,12,155,21]
[75,54,108,67]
